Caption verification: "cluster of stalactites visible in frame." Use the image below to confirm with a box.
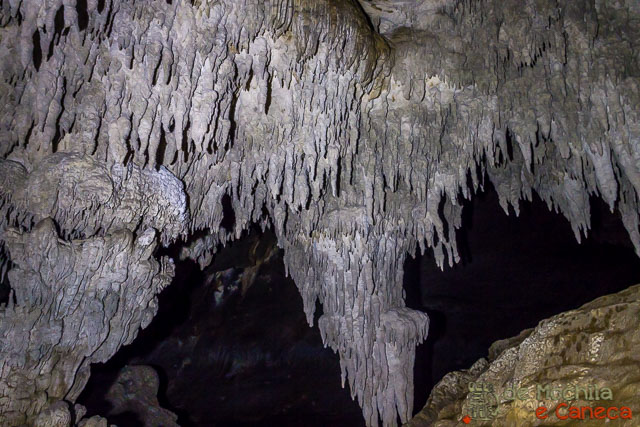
[362,0,640,261]
[0,0,639,426]
[0,0,391,251]
[279,230,429,427]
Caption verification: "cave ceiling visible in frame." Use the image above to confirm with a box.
[0,0,639,425]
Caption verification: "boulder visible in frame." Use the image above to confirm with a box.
[409,284,640,426]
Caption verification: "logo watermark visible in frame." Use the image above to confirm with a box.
[462,381,633,424]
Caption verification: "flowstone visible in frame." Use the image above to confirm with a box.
[0,0,639,425]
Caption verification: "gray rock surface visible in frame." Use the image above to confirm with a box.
[0,0,639,425]
[99,365,179,427]
[0,219,174,425]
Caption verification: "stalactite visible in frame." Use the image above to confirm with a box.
[0,0,639,425]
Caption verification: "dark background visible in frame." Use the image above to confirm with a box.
[79,183,640,426]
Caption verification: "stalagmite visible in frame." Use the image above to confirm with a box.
[0,0,639,425]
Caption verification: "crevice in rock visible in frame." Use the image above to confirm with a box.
[220,193,236,233]
[47,6,65,61]
[76,0,89,31]
[0,261,12,305]
[32,30,42,71]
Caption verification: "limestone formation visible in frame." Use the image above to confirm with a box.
[99,365,179,427]
[0,218,174,425]
[408,283,640,426]
[0,0,639,425]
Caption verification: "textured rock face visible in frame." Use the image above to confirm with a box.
[80,230,367,426]
[0,218,174,425]
[408,284,640,426]
[99,365,179,427]
[0,0,639,425]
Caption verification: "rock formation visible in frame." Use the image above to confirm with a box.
[408,283,640,426]
[77,230,366,425]
[1,218,174,424]
[0,0,639,425]
[97,365,179,427]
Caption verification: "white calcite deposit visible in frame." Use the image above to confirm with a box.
[0,0,639,425]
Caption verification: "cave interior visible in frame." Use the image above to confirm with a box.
[0,0,639,426]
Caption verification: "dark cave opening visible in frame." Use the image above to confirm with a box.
[404,182,640,414]
[78,184,640,426]
[78,228,365,427]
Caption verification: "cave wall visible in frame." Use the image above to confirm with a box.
[0,0,639,425]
